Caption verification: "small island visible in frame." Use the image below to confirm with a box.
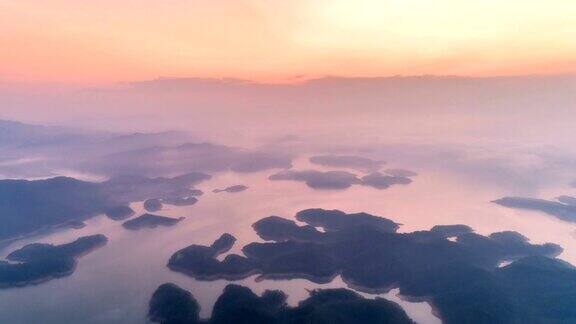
[384,168,418,177]
[269,169,414,191]
[0,234,107,288]
[493,196,576,223]
[269,169,361,189]
[162,196,198,206]
[105,205,135,221]
[213,185,248,193]
[55,220,87,230]
[168,233,257,281]
[122,214,183,230]
[148,283,201,324]
[361,172,412,189]
[144,198,163,212]
[149,283,414,324]
[210,233,236,254]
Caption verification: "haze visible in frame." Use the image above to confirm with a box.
[1,0,576,83]
[1,2,576,324]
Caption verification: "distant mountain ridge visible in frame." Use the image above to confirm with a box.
[0,118,291,179]
[0,119,89,148]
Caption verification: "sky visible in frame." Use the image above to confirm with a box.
[1,0,576,84]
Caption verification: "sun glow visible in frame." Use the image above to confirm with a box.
[1,0,575,83]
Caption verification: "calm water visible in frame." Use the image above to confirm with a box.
[0,158,575,324]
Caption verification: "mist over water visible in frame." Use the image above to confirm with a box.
[1,75,576,323]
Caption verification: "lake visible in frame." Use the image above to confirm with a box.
[1,157,574,324]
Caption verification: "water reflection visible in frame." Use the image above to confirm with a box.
[0,159,574,323]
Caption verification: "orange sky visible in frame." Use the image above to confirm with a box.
[1,0,576,84]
